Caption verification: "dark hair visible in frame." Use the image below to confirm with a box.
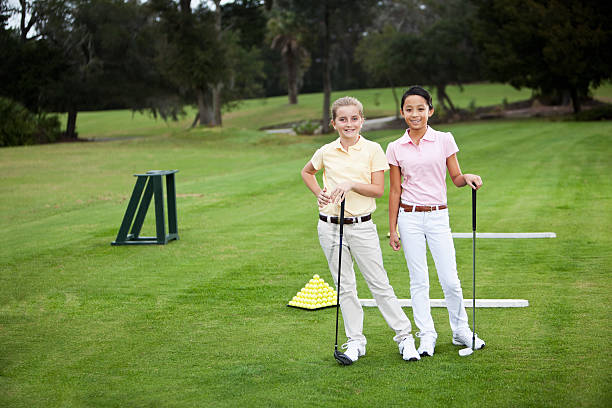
[401,86,433,110]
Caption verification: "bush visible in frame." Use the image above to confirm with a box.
[0,97,61,147]
[573,105,612,121]
[292,120,321,135]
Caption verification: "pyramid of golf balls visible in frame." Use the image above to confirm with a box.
[288,274,337,310]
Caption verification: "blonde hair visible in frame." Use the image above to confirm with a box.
[331,96,364,121]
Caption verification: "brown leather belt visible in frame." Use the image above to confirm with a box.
[400,204,447,212]
[319,214,372,224]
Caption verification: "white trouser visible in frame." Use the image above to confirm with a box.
[397,207,470,337]
[317,219,413,345]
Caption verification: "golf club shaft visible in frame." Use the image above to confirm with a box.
[472,188,476,350]
[334,200,346,350]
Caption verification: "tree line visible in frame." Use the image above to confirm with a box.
[1,0,610,142]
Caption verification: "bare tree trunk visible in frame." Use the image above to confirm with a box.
[211,0,223,126]
[436,87,447,111]
[322,67,331,133]
[445,94,456,113]
[191,112,200,128]
[65,107,78,139]
[212,83,223,126]
[287,50,298,105]
[195,88,213,127]
[436,85,456,113]
[179,0,190,14]
[570,87,581,113]
[20,0,28,42]
[19,0,36,42]
[387,77,400,118]
[321,5,331,133]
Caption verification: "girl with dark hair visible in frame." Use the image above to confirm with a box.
[386,86,485,357]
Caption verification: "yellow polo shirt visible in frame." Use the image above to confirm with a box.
[310,135,389,217]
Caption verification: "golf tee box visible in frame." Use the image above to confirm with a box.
[288,274,338,310]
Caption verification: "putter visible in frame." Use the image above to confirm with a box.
[333,200,352,365]
[459,188,478,357]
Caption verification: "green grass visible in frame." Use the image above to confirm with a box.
[66,83,533,140]
[593,81,612,102]
[62,82,612,140]
[221,83,532,130]
[1,117,611,407]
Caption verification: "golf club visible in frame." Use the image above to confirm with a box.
[459,187,478,357]
[333,199,352,365]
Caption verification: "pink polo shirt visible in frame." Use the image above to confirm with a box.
[386,126,458,205]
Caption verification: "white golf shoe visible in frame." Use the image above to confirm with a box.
[398,336,421,361]
[341,341,366,362]
[416,332,437,357]
[452,330,485,350]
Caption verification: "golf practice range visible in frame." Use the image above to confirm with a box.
[287,189,553,360]
[1,114,610,406]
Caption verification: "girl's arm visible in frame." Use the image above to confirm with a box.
[301,161,331,208]
[446,153,483,190]
[388,165,402,251]
[328,170,385,203]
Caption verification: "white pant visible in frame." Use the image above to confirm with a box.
[317,219,413,345]
[397,207,470,337]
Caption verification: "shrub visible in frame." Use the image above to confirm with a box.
[292,120,320,135]
[573,105,612,121]
[0,97,61,147]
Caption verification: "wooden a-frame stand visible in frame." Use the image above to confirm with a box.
[111,170,179,245]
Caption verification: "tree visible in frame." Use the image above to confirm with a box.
[472,0,612,112]
[357,1,481,114]
[1,0,68,117]
[17,0,89,137]
[280,0,376,133]
[355,26,406,118]
[151,0,222,126]
[22,0,173,138]
[218,29,264,111]
[224,0,285,98]
[151,0,264,127]
[266,8,310,104]
[417,4,481,113]
[207,0,264,126]
[368,0,438,34]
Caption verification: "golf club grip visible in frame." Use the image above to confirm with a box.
[337,200,345,297]
[472,188,477,231]
[339,200,345,237]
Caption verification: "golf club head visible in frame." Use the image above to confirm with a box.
[334,349,353,365]
[459,347,474,357]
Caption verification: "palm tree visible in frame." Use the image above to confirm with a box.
[266,10,310,105]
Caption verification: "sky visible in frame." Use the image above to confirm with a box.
[4,0,234,31]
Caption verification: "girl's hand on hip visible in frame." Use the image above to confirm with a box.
[317,188,331,208]
[330,182,354,204]
[389,232,401,251]
[464,174,483,190]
